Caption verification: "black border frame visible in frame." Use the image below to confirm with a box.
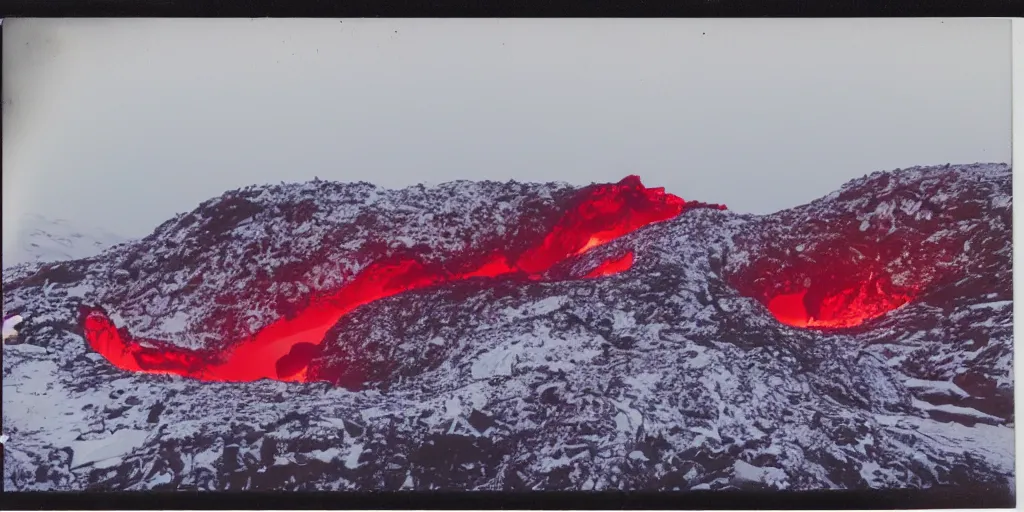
[2,487,1019,510]
[0,0,1020,17]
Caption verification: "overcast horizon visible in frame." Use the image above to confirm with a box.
[2,18,1012,244]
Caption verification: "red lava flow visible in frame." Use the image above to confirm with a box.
[584,252,635,279]
[82,176,721,384]
[765,278,916,329]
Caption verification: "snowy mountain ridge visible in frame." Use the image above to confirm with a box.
[0,163,1014,497]
[2,213,128,270]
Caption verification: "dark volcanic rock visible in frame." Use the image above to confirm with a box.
[2,163,1014,493]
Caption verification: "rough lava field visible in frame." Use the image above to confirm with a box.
[0,163,1014,493]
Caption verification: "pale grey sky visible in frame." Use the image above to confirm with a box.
[1,18,1012,242]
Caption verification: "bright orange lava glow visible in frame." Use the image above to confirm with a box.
[81,176,725,384]
[764,279,916,329]
[584,252,635,279]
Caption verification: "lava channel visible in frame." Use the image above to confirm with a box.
[81,176,725,384]
[760,273,918,329]
[765,281,916,329]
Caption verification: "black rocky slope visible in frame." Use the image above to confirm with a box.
[1,163,1013,493]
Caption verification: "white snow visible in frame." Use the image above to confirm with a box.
[70,429,151,469]
[307,448,343,463]
[502,296,567,320]
[912,399,1003,423]
[624,372,663,393]
[359,407,394,422]
[3,359,92,450]
[3,213,127,268]
[344,443,364,469]
[145,471,175,487]
[470,345,523,380]
[904,378,970,399]
[991,195,1012,208]
[3,315,24,341]
[7,343,47,353]
[733,459,789,488]
[62,283,95,298]
[610,399,642,435]
[858,460,884,486]
[898,199,922,216]
[966,300,1013,311]
[613,412,631,433]
[158,310,191,334]
[611,309,637,329]
[628,450,649,461]
[898,416,1015,474]
[443,397,464,419]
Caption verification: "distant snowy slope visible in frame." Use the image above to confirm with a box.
[2,214,128,268]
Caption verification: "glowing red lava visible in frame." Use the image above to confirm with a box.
[764,278,917,329]
[585,252,635,279]
[81,176,725,384]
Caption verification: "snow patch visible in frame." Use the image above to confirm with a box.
[70,429,151,469]
[628,450,649,461]
[502,296,567,320]
[967,300,1012,311]
[904,379,970,399]
[158,311,191,335]
[3,214,127,268]
[308,448,343,463]
[3,315,24,340]
[344,443,364,469]
[470,345,523,380]
[733,459,789,489]
[912,399,1003,423]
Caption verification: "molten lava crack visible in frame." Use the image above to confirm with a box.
[81,176,724,384]
[584,251,635,279]
[765,280,916,329]
[740,253,921,329]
